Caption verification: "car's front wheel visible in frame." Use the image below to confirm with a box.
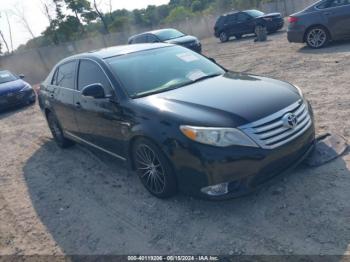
[219,31,229,43]
[305,26,329,49]
[47,112,75,148]
[133,138,177,198]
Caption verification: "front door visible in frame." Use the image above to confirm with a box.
[322,0,350,38]
[73,59,126,158]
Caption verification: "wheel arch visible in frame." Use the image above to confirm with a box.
[128,135,173,171]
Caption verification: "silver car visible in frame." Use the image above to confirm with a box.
[287,0,350,48]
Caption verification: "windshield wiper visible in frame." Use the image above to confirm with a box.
[190,73,222,84]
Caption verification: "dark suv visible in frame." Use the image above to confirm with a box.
[214,10,284,42]
[288,0,350,48]
[39,44,315,199]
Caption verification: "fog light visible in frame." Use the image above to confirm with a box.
[201,183,229,196]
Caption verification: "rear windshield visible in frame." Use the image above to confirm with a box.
[106,46,225,98]
[244,10,265,17]
[154,29,185,41]
[0,70,17,84]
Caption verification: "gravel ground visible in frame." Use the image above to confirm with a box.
[0,31,349,256]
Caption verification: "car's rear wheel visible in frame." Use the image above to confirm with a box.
[133,138,177,198]
[219,31,229,43]
[47,112,75,148]
[305,26,329,49]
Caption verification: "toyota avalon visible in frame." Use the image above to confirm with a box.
[38,44,315,199]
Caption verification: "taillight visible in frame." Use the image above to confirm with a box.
[288,16,298,23]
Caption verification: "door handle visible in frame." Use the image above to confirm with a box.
[323,12,331,15]
[75,102,81,109]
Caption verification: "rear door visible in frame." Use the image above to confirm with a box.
[320,0,350,38]
[51,60,79,134]
[74,59,126,158]
[225,14,238,36]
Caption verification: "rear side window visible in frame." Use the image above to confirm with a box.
[317,0,349,8]
[227,14,237,23]
[78,60,113,96]
[54,61,76,89]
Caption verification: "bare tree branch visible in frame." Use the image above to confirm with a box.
[93,0,109,34]
[5,12,14,53]
[11,3,36,39]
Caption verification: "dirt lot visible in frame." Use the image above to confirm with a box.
[0,31,350,256]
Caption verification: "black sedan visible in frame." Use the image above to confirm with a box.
[214,9,284,42]
[39,44,315,199]
[0,70,36,111]
[128,28,202,53]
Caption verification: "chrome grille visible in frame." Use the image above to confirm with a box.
[239,100,312,149]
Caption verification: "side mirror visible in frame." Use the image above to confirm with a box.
[19,74,25,79]
[81,83,105,99]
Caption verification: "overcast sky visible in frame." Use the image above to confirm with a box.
[0,0,169,51]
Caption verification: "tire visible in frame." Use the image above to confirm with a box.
[132,138,177,198]
[305,26,329,49]
[234,34,242,40]
[46,112,75,148]
[219,31,229,43]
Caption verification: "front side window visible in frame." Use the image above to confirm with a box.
[55,61,76,89]
[147,35,159,43]
[0,70,17,84]
[237,13,252,22]
[133,35,147,43]
[78,60,113,96]
[106,46,225,98]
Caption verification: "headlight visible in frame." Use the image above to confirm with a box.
[20,84,32,92]
[180,125,259,148]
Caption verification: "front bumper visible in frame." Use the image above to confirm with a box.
[170,119,315,199]
[0,89,36,111]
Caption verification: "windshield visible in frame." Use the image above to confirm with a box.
[154,29,185,41]
[106,46,225,98]
[245,10,265,17]
[0,70,17,84]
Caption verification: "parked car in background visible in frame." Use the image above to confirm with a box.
[0,70,36,111]
[214,9,284,42]
[288,0,350,48]
[128,28,202,53]
[39,43,315,200]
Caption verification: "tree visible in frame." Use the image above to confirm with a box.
[191,1,204,12]
[64,0,93,33]
[165,6,193,23]
[93,0,109,34]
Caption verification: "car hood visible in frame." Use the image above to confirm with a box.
[135,72,300,127]
[164,35,198,45]
[0,79,26,95]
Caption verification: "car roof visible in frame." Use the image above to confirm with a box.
[59,43,173,63]
[130,28,180,38]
